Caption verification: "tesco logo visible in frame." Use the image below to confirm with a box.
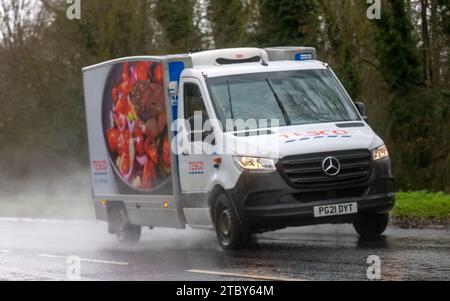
[93,160,108,171]
[189,161,204,172]
[280,130,349,140]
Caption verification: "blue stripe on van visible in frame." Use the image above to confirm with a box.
[169,61,185,120]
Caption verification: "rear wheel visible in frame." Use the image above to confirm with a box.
[213,193,250,251]
[353,213,389,239]
[109,205,141,244]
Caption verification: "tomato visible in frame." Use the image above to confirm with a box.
[115,99,128,114]
[141,159,156,189]
[162,134,171,167]
[107,128,120,153]
[153,63,163,84]
[119,152,130,176]
[136,62,150,81]
[119,79,131,96]
[116,99,131,117]
[134,133,144,156]
[144,137,159,165]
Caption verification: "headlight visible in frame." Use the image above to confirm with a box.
[372,145,389,161]
[233,156,276,171]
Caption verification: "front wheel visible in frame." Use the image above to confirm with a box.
[109,205,141,244]
[353,213,389,239]
[213,193,250,251]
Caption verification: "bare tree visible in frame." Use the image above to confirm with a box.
[0,0,39,47]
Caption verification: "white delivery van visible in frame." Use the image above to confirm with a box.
[82,47,395,250]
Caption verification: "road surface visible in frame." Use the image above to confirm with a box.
[0,218,449,281]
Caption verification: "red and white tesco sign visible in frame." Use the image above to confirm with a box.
[93,160,108,171]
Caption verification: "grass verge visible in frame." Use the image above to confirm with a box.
[392,191,450,228]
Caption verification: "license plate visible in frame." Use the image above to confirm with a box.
[313,202,358,218]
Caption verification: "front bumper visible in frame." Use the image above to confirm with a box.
[227,158,395,232]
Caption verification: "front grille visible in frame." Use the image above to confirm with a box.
[278,149,372,188]
[291,186,368,203]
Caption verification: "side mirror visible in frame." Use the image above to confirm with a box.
[355,101,368,122]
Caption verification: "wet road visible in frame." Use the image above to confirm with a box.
[0,218,449,281]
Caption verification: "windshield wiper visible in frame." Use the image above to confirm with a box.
[226,80,234,119]
[266,79,291,126]
[226,80,236,131]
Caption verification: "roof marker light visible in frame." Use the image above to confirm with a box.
[295,53,314,61]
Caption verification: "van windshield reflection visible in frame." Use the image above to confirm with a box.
[207,69,361,131]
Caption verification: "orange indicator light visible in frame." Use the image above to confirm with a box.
[213,157,222,168]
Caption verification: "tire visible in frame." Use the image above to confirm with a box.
[213,193,250,251]
[109,205,141,244]
[353,213,389,239]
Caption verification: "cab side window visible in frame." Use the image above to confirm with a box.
[184,83,207,121]
[183,83,212,143]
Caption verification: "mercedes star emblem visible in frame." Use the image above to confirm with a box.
[322,157,341,176]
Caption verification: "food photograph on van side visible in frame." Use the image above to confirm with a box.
[0,0,449,287]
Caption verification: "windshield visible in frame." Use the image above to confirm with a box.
[206,69,361,130]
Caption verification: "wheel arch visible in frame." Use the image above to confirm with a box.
[207,184,244,226]
[106,201,127,234]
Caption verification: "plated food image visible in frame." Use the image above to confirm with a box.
[103,61,171,191]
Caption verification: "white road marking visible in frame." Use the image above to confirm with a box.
[0,266,98,281]
[186,269,307,281]
[38,254,129,266]
[0,217,96,224]
[0,266,68,281]
[0,249,12,254]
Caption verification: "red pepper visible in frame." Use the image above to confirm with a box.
[136,62,151,81]
[112,86,119,103]
[153,64,163,84]
[119,152,130,176]
[144,137,159,165]
[119,79,131,96]
[122,62,129,81]
[141,159,156,189]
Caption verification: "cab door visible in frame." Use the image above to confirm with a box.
[178,78,216,194]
